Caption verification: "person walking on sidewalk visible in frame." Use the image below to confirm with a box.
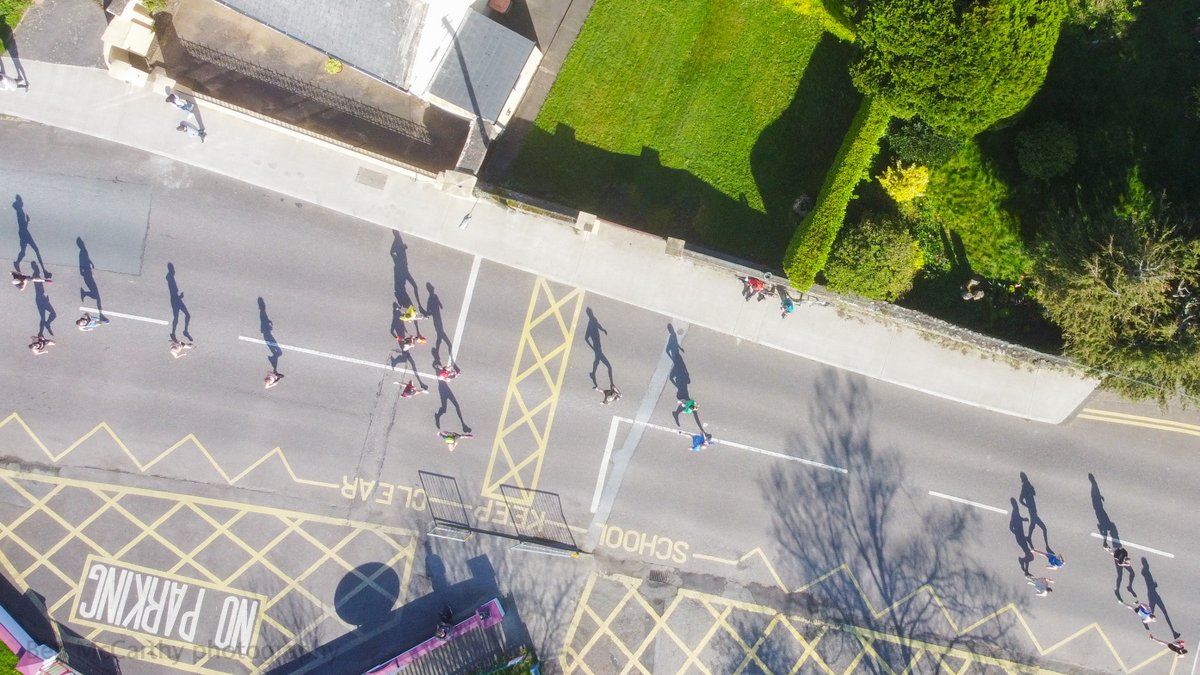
[166,92,195,114]
[1031,548,1065,569]
[595,385,621,405]
[1120,600,1156,625]
[0,73,25,92]
[1149,635,1188,656]
[1025,574,1054,597]
[176,120,207,143]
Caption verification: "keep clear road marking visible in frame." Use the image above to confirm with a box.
[591,416,847,514]
[237,336,434,379]
[927,491,1007,514]
[1088,533,1174,559]
[449,255,481,364]
[79,306,168,326]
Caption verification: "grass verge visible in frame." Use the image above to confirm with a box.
[509,0,860,263]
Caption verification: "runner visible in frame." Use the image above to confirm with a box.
[594,385,621,405]
[400,380,428,398]
[438,430,474,451]
[1025,574,1054,597]
[28,336,54,355]
[11,270,50,291]
[396,334,427,352]
[75,312,110,331]
[675,429,712,452]
[263,371,284,389]
[1120,601,1156,625]
[434,363,461,381]
[1030,548,1065,569]
[397,304,427,322]
[1149,635,1188,656]
[676,398,699,416]
[169,337,195,359]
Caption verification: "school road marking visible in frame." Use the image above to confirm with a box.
[591,417,847,513]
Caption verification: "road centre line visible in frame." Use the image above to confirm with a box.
[1088,533,1174,559]
[450,255,481,364]
[237,336,434,379]
[1078,408,1200,437]
[78,306,169,326]
[927,491,1007,514]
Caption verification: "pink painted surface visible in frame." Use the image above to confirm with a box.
[364,598,505,675]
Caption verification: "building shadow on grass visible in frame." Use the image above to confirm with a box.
[501,36,859,265]
[763,371,1028,672]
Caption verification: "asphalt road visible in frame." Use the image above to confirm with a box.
[1,120,1198,674]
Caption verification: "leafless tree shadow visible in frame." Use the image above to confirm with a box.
[765,371,1026,672]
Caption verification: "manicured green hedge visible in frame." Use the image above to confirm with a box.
[783,96,891,289]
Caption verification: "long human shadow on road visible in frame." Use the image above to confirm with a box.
[666,323,689,406]
[0,20,29,87]
[390,231,423,313]
[425,282,453,367]
[765,371,1016,672]
[32,262,56,336]
[12,194,45,273]
[583,307,614,389]
[434,380,471,433]
[1140,558,1180,638]
[166,262,192,340]
[258,297,282,372]
[1089,474,1135,598]
[77,237,103,317]
[1018,472,1048,550]
[1008,498,1034,576]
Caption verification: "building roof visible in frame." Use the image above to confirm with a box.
[215,0,427,89]
[428,10,535,122]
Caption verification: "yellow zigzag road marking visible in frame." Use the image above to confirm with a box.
[689,548,1176,673]
[482,278,584,503]
[1079,408,1200,438]
[0,411,338,489]
[562,573,1070,675]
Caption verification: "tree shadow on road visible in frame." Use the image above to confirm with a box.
[765,371,1023,672]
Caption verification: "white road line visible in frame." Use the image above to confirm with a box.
[237,336,434,379]
[614,417,847,474]
[591,417,622,513]
[1089,533,1175,559]
[78,307,169,326]
[927,491,1007,514]
[449,255,481,363]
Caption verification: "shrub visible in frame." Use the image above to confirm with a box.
[877,161,930,203]
[822,216,923,301]
[885,118,963,167]
[1067,0,1140,38]
[1016,121,1078,180]
[141,0,167,13]
[784,96,892,290]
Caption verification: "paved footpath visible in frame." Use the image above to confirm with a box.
[0,60,1098,423]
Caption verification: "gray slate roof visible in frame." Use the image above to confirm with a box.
[216,0,426,89]
[429,10,534,122]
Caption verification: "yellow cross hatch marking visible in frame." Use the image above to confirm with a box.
[0,468,416,675]
[560,572,1178,674]
[482,277,585,503]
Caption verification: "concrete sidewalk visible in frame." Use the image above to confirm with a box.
[0,60,1097,423]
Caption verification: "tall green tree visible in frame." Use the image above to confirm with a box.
[850,0,1067,139]
[1037,181,1200,402]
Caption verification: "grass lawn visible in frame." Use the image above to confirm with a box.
[509,0,860,264]
[0,645,15,672]
[0,0,31,40]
